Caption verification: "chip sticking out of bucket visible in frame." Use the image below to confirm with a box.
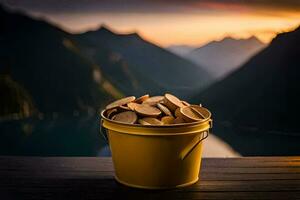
[106,96,136,110]
[142,96,164,106]
[179,105,211,122]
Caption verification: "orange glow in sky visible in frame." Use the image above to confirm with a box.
[30,6,300,47]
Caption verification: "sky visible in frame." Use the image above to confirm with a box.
[2,0,300,47]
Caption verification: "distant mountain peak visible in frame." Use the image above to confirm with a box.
[248,35,261,41]
[220,36,236,42]
[122,32,141,39]
[80,24,114,36]
[214,36,263,45]
[83,24,142,40]
[98,24,115,34]
[184,35,266,79]
[195,24,300,138]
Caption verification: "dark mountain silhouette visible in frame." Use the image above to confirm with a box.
[75,26,212,97]
[71,27,164,97]
[0,5,119,156]
[0,5,123,116]
[1,3,209,117]
[176,37,265,79]
[194,27,300,155]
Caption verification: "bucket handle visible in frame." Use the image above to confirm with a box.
[100,119,109,143]
[180,119,212,160]
[180,131,208,160]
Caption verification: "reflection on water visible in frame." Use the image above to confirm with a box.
[2,117,299,156]
[0,117,106,156]
[212,123,300,156]
[202,133,240,157]
[0,116,241,157]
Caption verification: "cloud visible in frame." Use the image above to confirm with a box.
[1,0,300,15]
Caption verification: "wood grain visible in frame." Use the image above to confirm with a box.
[0,156,299,200]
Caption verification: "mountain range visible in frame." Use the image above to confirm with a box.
[0,5,211,117]
[0,4,213,156]
[194,26,300,155]
[168,37,265,79]
[0,5,120,117]
[74,26,212,97]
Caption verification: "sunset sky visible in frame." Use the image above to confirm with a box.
[2,0,300,47]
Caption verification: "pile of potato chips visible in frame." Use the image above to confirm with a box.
[103,93,210,125]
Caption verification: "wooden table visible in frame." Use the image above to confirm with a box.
[0,157,299,200]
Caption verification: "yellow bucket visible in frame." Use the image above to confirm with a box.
[100,109,212,189]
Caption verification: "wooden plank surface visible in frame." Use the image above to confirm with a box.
[0,157,299,200]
